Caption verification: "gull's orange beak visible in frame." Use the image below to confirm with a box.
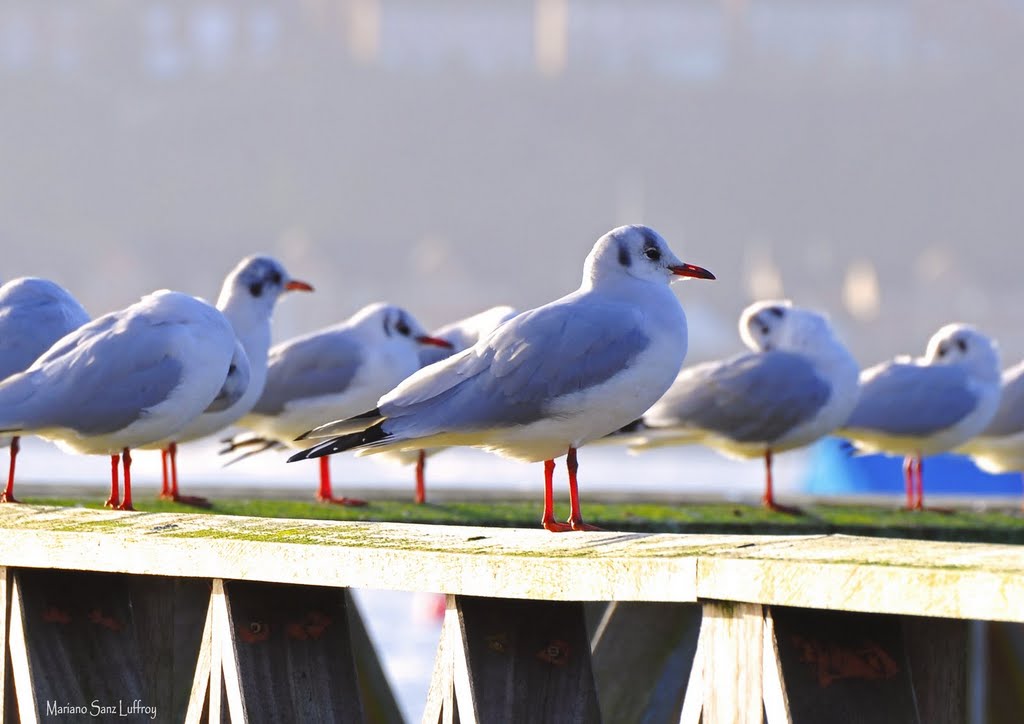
[416,335,454,349]
[669,263,715,280]
[284,279,314,292]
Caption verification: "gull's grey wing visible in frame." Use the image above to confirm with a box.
[252,330,364,415]
[376,298,650,436]
[645,351,831,444]
[984,362,1024,437]
[844,363,978,436]
[0,279,90,379]
[0,312,183,435]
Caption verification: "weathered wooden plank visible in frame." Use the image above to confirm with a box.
[771,607,917,724]
[450,595,601,723]
[7,575,37,724]
[0,506,793,603]
[698,534,1024,622]
[762,609,792,724]
[0,568,8,724]
[903,616,967,724]
[184,596,214,724]
[344,590,404,724]
[590,601,702,723]
[422,608,451,724]
[220,579,364,723]
[701,601,764,724]
[677,631,703,724]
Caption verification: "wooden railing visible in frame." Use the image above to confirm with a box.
[0,505,1021,723]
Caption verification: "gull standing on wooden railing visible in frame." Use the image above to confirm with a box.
[616,301,861,513]
[0,277,90,503]
[957,360,1024,507]
[376,304,519,504]
[221,303,452,505]
[140,255,313,507]
[289,225,715,531]
[839,323,1001,510]
[0,290,249,510]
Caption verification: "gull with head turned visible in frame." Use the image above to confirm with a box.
[222,302,453,505]
[839,323,1001,510]
[621,301,861,513]
[290,225,715,531]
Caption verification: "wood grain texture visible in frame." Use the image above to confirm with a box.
[762,609,792,724]
[184,596,214,724]
[7,575,36,724]
[903,616,967,724]
[221,579,365,723]
[590,601,701,723]
[771,606,917,724]
[701,601,764,724]
[452,595,601,723]
[0,568,8,724]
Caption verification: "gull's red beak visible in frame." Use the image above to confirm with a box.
[416,335,454,349]
[284,279,314,292]
[669,263,716,280]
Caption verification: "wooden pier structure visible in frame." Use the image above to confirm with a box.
[0,505,1021,722]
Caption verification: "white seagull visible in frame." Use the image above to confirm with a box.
[957,360,1024,505]
[140,255,312,506]
[222,303,453,504]
[377,305,519,503]
[290,225,715,531]
[0,277,90,502]
[839,323,1001,510]
[0,290,249,510]
[622,301,861,512]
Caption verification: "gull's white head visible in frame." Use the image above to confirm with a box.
[350,303,454,354]
[740,300,840,355]
[583,225,715,289]
[923,323,1001,382]
[216,255,313,313]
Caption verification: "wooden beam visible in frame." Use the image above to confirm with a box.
[7,576,36,724]
[700,601,765,724]
[344,590,404,724]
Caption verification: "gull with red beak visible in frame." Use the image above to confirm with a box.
[289,225,715,531]
[141,255,313,506]
[224,302,453,504]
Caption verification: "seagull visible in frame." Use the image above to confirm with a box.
[140,255,313,506]
[957,360,1024,505]
[222,303,453,505]
[620,301,860,513]
[377,305,519,503]
[0,290,249,511]
[0,277,90,503]
[289,225,715,531]
[839,323,1001,510]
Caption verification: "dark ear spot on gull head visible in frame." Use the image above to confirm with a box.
[617,240,631,267]
[248,282,263,298]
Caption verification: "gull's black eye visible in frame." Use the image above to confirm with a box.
[248,282,263,297]
[228,363,238,375]
[268,270,282,286]
[956,338,968,352]
[644,247,661,261]
[937,344,948,358]
[396,319,411,336]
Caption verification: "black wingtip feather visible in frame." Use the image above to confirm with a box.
[287,422,390,463]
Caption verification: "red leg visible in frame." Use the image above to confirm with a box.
[105,454,120,508]
[315,456,366,506]
[1,436,20,503]
[118,448,135,511]
[167,442,211,508]
[414,450,426,505]
[159,448,171,499]
[902,456,915,510]
[760,449,801,514]
[566,447,601,531]
[541,459,570,532]
[914,455,924,511]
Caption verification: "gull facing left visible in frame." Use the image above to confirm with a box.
[0,277,90,502]
[290,225,715,531]
[0,290,249,510]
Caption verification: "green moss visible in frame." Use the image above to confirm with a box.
[14,496,1024,545]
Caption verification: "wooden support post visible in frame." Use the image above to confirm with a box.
[700,601,765,724]
[903,616,968,724]
[213,579,365,722]
[344,590,404,724]
[0,567,9,724]
[426,594,600,723]
[589,601,702,723]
